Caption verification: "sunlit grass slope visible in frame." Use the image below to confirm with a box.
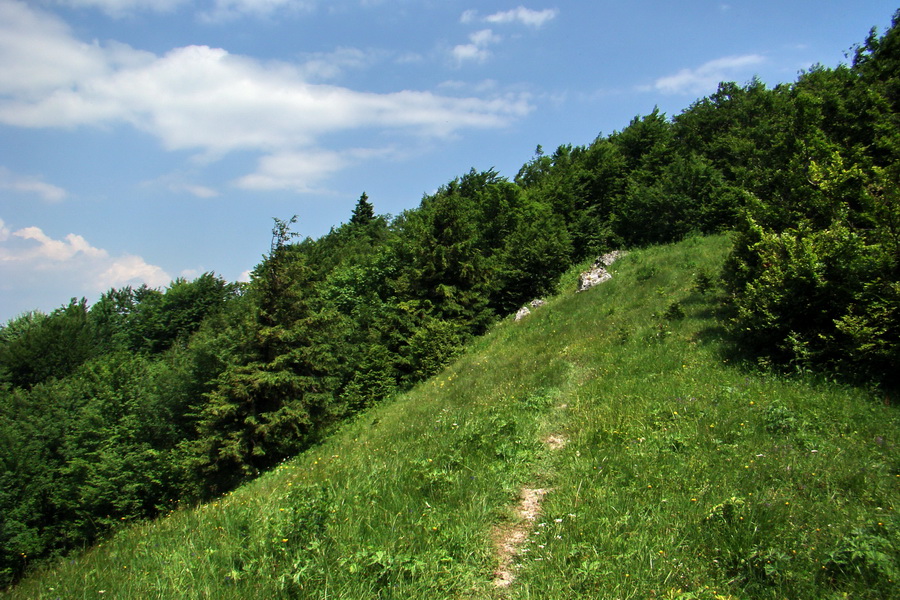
[6,234,899,600]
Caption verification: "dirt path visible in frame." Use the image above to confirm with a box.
[491,433,568,588]
[491,487,549,588]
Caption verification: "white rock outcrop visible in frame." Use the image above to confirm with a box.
[514,298,547,321]
[577,251,626,292]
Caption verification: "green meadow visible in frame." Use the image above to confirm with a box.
[6,234,897,599]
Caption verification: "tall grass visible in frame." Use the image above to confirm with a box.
[5,234,898,599]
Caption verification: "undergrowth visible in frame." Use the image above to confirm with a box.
[4,234,898,599]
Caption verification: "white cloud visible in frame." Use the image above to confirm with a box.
[452,43,488,64]
[484,6,558,28]
[165,181,219,198]
[12,227,107,261]
[452,28,502,65]
[95,254,171,290]
[0,221,171,294]
[0,166,67,202]
[181,184,219,198]
[235,149,349,192]
[235,146,395,192]
[2,42,527,143]
[454,7,555,65]
[145,172,220,198]
[395,51,424,65]
[439,79,499,92]
[296,47,375,81]
[0,1,530,187]
[470,29,501,46]
[0,1,123,97]
[653,54,766,95]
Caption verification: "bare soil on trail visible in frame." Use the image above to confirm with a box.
[541,434,567,451]
[491,487,549,588]
[491,430,568,588]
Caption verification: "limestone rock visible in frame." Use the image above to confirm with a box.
[514,299,546,321]
[577,250,626,292]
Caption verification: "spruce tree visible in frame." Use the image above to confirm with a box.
[349,192,375,226]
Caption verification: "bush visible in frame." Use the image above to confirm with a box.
[724,218,898,385]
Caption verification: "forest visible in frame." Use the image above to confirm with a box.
[1,10,898,588]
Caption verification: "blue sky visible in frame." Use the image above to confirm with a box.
[0,0,896,321]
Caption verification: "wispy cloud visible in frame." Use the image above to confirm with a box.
[235,149,351,193]
[296,46,378,81]
[199,0,316,22]
[484,6,558,28]
[462,6,558,28]
[52,0,186,17]
[236,146,402,192]
[455,6,557,66]
[460,9,478,24]
[452,28,502,65]
[652,54,766,95]
[0,166,67,202]
[143,172,219,198]
[54,0,317,19]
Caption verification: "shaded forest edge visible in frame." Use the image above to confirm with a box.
[1,9,899,588]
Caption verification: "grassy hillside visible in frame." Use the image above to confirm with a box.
[5,234,898,600]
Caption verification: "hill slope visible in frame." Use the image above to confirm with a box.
[5,235,899,600]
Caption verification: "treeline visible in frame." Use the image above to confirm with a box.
[1,10,898,587]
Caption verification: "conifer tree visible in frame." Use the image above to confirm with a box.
[349,191,375,226]
[190,217,340,494]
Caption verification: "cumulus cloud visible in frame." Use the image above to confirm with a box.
[484,6,558,28]
[0,221,171,296]
[0,166,67,202]
[12,227,107,261]
[653,54,766,95]
[94,254,171,291]
[0,0,530,191]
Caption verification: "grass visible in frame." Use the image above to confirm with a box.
[5,234,899,599]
